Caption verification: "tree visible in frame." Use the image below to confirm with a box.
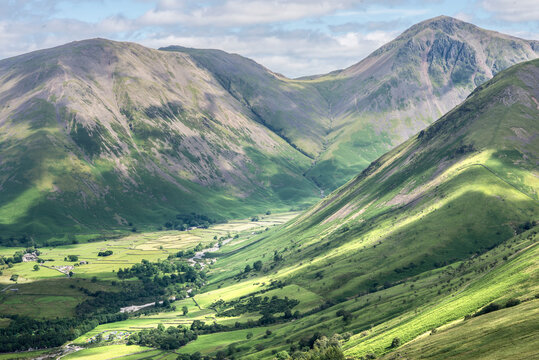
[244,264,252,273]
[67,255,78,262]
[274,351,290,360]
[33,264,40,271]
[253,260,263,271]
[182,306,189,316]
[95,333,103,343]
[336,309,353,323]
[391,337,401,348]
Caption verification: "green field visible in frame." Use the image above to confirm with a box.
[0,212,299,320]
[62,345,152,360]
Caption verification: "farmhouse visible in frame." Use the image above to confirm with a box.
[22,252,38,262]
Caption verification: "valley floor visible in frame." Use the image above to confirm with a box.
[0,211,537,360]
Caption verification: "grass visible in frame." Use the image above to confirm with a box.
[0,349,58,359]
[177,327,268,355]
[0,278,117,318]
[381,299,539,360]
[62,345,152,360]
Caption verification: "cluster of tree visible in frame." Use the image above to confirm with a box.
[98,250,113,257]
[164,213,219,231]
[336,309,355,324]
[0,257,205,352]
[116,259,204,288]
[75,279,177,316]
[127,324,197,350]
[65,255,79,262]
[0,235,33,247]
[213,295,300,320]
[0,313,128,352]
[473,298,521,317]
[516,220,536,234]
[243,260,263,273]
[284,333,350,360]
[169,249,195,260]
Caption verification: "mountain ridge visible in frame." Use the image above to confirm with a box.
[0,16,537,242]
[162,16,538,191]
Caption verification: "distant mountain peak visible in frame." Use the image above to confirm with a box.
[397,15,479,40]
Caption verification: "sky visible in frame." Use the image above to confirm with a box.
[1,0,538,78]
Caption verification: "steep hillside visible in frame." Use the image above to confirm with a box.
[0,39,319,243]
[222,57,539,298]
[160,46,330,158]
[193,59,539,358]
[0,60,536,359]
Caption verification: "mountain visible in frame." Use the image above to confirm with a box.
[0,16,537,243]
[159,46,330,158]
[302,15,539,190]
[201,58,539,357]
[162,17,538,192]
[0,39,320,243]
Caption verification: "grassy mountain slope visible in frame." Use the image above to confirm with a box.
[209,57,539,298]
[380,298,539,360]
[2,57,537,355]
[0,39,319,242]
[183,59,539,358]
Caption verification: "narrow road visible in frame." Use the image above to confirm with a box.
[0,284,13,292]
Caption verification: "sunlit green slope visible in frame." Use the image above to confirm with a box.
[192,59,539,358]
[380,298,539,360]
[211,58,539,298]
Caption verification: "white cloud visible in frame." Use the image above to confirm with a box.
[140,0,354,27]
[140,28,397,77]
[453,11,473,23]
[481,0,539,22]
[0,0,537,77]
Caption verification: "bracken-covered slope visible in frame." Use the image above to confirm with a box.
[0,39,320,242]
[198,58,539,359]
